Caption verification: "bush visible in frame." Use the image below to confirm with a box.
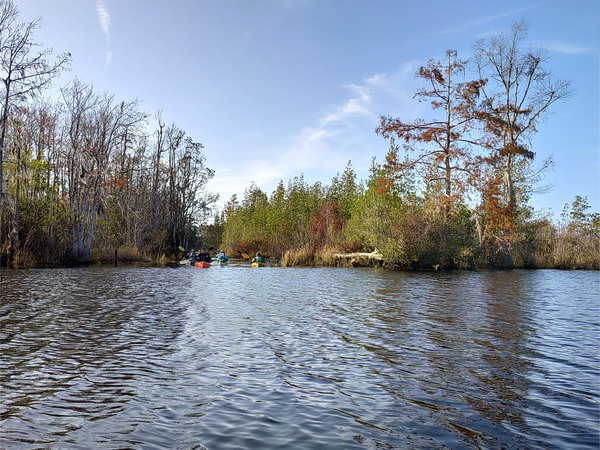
[551,230,600,270]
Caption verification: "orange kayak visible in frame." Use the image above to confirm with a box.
[195,261,210,268]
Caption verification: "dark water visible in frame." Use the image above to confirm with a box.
[1,266,598,449]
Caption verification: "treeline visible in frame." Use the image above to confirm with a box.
[219,162,599,270]
[0,0,217,267]
[219,21,599,270]
[2,3,598,271]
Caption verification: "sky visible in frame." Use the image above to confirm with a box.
[16,0,600,219]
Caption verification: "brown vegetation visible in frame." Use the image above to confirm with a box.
[0,0,217,268]
[1,8,595,272]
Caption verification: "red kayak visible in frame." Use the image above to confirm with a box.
[195,261,210,268]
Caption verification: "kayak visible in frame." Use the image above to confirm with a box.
[215,254,229,265]
[251,262,265,268]
[195,261,210,268]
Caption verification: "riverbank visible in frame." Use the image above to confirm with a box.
[2,243,598,271]
[275,245,599,271]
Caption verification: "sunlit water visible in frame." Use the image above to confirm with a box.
[1,266,598,449]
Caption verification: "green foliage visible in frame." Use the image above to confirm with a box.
[551,196,600,269]
[221,151,479,270]
[561,195,599,235]
[511,217,555,268]
[1,12,593,271]
[344,171,404,253]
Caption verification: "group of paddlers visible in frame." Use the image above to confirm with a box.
[186,248,215,263]
[185,249,266,265]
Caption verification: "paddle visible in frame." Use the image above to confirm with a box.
[178,245,185,252]
[241,252,250,259]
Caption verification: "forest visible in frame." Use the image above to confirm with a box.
[0,0,598,270]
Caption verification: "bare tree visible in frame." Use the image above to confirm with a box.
[165,126,217,251]
[472,19,573,226]
[471,19,573,267]
[0,0,70,200]
[61,80,143,261]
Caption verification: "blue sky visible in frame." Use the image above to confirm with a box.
[17,0,599,218]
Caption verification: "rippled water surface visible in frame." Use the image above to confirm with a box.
[1,266,599,449]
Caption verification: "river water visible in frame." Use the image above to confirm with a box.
[1,266,598,449]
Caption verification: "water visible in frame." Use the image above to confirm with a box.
[1,266,598,449]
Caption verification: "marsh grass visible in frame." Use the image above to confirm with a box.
[281,247,315,267]
[93,246,148,264]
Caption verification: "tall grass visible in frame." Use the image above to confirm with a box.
[281,247,315,267]
[92,246,148,264]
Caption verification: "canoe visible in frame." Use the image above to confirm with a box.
[251,262,265,268]
[195,261,211,268]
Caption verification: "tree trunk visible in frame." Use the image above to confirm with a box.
[504,154,516,220]
[0,80,10,203]
[496,237,514,269]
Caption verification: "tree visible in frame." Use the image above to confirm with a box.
[2,103,60,263]
[472,19,573,229]
[167,135,217,250]
[0,0,70,262]
[561,195,599,236]
[61,80,144,261]
[285,175,320,249]
[266,180,288,254]
[329,160,358,223]
[0,0,70,200]
[553,195,600,269]
[377,50,484,219]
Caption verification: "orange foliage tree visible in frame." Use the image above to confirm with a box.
[472,19,573,235]
[377,50,485,219]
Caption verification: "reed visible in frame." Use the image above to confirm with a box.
[281,247,315,267]
[314,245,347,267]
[10,248,36,268]
[92,246,147,263]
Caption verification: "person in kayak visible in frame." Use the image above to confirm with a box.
[215,250,228,263]
[252,252,264,263]
[197,248,211,263]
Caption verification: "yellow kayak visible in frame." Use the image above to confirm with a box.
[251,262,265,268]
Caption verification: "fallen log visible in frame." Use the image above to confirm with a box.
[332,251,384,268]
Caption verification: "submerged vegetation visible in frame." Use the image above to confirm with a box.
[0,1,597,270]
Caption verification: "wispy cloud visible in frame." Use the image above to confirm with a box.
[208,62,425,206]
[209,61,425,204]
[308,62,421,144]
[433,5,541,35]
[96,0,112,64]
[319,84,374,127]
[543,43,597,55]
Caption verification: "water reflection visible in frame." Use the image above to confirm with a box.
[1,267,598,449]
